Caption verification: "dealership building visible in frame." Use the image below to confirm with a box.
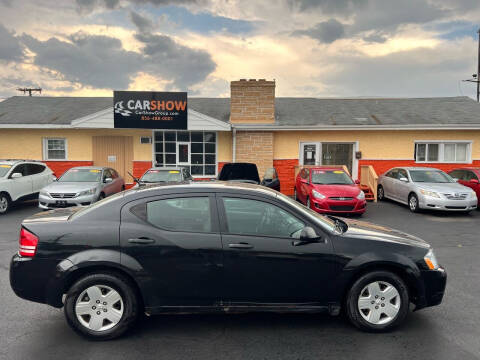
[1,79,480,196]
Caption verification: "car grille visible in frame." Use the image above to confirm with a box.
[49,193,77,199]
[442,193,468,200]
[329,205,355,211]
[329,197,354,201]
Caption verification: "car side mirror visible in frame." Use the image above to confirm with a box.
[354,179,360,185]
[11,172,22,179]
[292,226,321,246]
[399,177,408,182]
[104,177,113,183]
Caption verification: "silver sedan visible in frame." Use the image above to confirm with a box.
[39,166,125,210]
[377,167,477,213]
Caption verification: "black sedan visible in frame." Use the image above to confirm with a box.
[10,182,446,340]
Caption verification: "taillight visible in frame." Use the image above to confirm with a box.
[19,228,38,257]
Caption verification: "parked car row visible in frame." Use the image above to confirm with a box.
[378,167,478,213]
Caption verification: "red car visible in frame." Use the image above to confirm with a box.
[448,167,480,205]
[294,167,366,215]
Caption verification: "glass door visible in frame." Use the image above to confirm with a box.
[321,143,353,175]
[300,143,319,165]
[177,142,190,165]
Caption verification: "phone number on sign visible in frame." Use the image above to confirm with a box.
[140,116,174,121]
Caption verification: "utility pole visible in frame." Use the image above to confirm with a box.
[462,28,480,102]
[16,88,42,96]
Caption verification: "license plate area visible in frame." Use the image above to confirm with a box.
[55,200,68,207]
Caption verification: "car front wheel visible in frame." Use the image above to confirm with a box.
[0,193,11,215]
[408,193,419,213]
[64,273,140,340]
[346,271,409,332]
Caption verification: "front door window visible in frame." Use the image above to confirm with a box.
[301,143,319,165]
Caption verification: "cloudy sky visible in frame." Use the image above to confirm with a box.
[1,0,480,98]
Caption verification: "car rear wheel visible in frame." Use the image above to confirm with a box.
[306,196,311,209]
[0,193,11,215]
[377,185,385,201]
[294,188,298,201]
[346,271,409,332]
[64,273,140,340]
[408,193,419,213]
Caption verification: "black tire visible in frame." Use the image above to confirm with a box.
[121,185,126,191]
[64,273,140,340]
[0,193,11,215]
[98,193,105,201]
[294,188,298,201]
[306,196,311,209]
[408,193,420,213]
[346,271,409,332]
[377,185,385,201]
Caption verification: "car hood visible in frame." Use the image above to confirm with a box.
[42,182,99,193]
[311,184,361,197]
[339,217,429,248]
[415,182,471,193]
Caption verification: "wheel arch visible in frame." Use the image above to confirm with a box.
[0,191,12,201]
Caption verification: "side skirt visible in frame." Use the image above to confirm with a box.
[146,302,340,316]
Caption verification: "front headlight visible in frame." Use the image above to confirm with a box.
[424,248,439,270]
[77,188,96,197]
[312,189,326,199]
[357,191,365,200]
[39,190,49,197]
[420,189,440,198]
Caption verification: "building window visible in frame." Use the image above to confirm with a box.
[43,138,67,160]
[153,131,217,177]
[415,142,471,163]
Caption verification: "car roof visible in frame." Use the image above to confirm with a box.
[129,181,278,198]
[448,167,480,171]
[303,167,348,172]
[392,167,443,171]
[147,166,185,171]
[0,159,44,165]
[68,166,106,171]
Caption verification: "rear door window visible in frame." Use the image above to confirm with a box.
[144,197,212,233]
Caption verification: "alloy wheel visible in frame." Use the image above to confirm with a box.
[357,281,401,325]
[0,196,8,213]
[409,196,418,211]
[75,285,124,332]
[377,186,384,200]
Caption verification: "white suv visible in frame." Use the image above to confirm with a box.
[0,160,55,214]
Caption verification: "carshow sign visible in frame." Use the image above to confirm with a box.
[114,91,187,129]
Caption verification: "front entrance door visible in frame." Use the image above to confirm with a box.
[321,143,354,175]
[93,136,133,181]
[300,143,320,165]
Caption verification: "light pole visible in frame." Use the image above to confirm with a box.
[462,28,480,102]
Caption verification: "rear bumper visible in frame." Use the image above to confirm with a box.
[416,267,447,309]
[10,254,66,308]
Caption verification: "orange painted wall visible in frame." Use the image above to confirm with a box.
[45,161,93,177]
[274,159,299,196]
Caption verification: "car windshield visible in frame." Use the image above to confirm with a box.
[409,170,454,183]
[141,170,182,183]
[276,191,341,233]
[0,164,12,177]
[311,170,354,185]
[59,169,102,182]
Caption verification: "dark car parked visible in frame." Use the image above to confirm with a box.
[218,163,280,191]
[10,182,446,340]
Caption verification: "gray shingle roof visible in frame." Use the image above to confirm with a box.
[0,95,479,127]
[274,96,480,126]
[0,96,113,125]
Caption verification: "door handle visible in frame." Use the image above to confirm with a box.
[128,237,155,244]
[229,243,253,249]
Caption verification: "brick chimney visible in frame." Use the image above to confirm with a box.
[230,79,275,124]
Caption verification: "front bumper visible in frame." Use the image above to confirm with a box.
[416,267,447,309]
[310,197,367,214]
[38,193,97,209]
[418,195,477,211]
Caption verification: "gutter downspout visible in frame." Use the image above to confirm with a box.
[232,126,237,162]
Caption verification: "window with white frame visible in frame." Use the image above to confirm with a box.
[153,131,217,176]
[43,138,67,160]
[415,142,471,163]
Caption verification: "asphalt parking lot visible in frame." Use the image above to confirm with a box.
[0,200,479,360]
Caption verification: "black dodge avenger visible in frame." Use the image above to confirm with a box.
[10,182,446,340]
